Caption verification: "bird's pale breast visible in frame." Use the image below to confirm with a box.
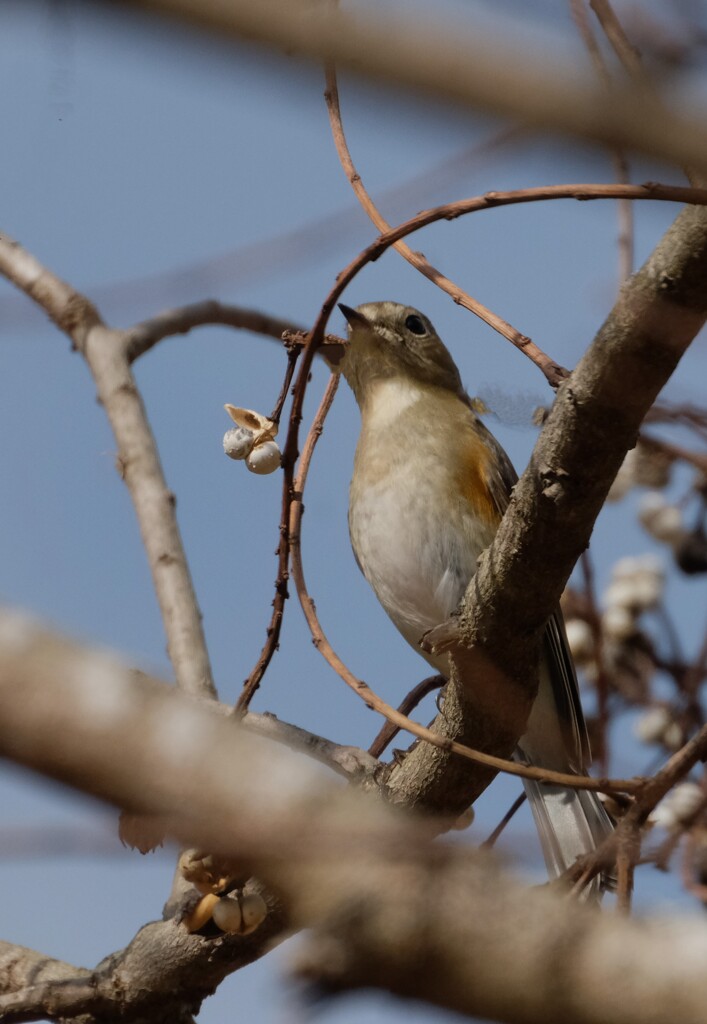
[349,379,501,665]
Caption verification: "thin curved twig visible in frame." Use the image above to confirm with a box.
[639,433,707,475]
[293,374,340,495]
[324,65,568,387]
[480,792,528,849]
[234,569,288,715]
[645,401,707,441]
[368,675,445,759]
[289,181,707,438]
[125,301,303,361]
[570,0,634,284]
[311,183,707,365]
[588,0,699,188]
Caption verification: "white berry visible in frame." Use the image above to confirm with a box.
[639,493,684,544]
[602,605,635,640]
[239,892,267,934]
[223,426,255,460]
[634,706,671,744]
[663,722,684,751]
[565,618,594,663]
[212,896,243,933]
[670,782,704,823]
[246,440,281,475]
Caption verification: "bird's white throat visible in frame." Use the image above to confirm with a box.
[362,377,425,432]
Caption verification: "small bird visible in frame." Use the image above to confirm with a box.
[337,300,613,891]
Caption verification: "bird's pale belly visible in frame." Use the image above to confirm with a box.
[349,463,497,666]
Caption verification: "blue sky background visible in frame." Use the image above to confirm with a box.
[1,2,707,1023]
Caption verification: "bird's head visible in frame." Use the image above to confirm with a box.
[336,301,463,407]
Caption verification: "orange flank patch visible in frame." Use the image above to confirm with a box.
[455,427,502,528]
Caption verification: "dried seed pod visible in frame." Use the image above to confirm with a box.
[179,849,230,894]
[612,554,663,581]
[184,893,219,933]
[629,573,664,611]
[224,405,277,444]
[603,578,637,612]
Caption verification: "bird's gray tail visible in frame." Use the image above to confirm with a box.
[522,776,615,899]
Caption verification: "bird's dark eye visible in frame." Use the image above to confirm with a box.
[404,314,426,336]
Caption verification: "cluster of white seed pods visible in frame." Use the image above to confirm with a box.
[183,890,268,935]
[211,891,268,935]
[179,849,231,894]
[649,781,705,830]
[179,849,268,936]
[223,405,281,475]
[607,443,672,502]
[639,491,687,546]
[563,554,680,752]
[565,556,667,665]
[601,555,665,641]
[633,705,683,752]
[564,618,595,666]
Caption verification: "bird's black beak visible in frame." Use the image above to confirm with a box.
[338,303,369,328]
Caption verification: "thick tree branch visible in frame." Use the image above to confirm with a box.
[241,710,379,783]
[0,909,286,1024]
[288,849,707,1024]
[86,324,217,698]
[0,942,91,1021]
[461,202,707,666]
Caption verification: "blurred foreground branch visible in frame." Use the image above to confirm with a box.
[4,613,707,1024]
[108,0,707,170]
